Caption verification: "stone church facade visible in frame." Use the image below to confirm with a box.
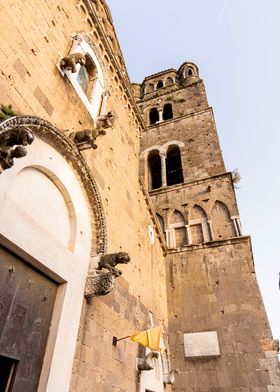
[0,1,279,391]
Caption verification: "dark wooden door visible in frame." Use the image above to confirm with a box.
[0,246,57,392]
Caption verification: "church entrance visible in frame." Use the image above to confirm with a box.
[0,246,57,392]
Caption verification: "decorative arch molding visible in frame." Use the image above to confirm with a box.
[140,145,164,159]
[0,115,107,254]
[162,140,185,153]
[210,199,235,217]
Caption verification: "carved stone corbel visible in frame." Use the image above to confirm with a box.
[163,369,180,385]
[85,269,121,299]
[0,126,34,173]
[59,53,86,73]
[84,252,130,300]
[137,351,159,371]
[69,111,115,151]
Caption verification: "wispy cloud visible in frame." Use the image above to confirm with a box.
[216,0,228,32]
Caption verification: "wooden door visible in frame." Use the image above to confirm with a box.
[0,246,57,392]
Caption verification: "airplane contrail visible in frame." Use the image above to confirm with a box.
[216,0,229,32]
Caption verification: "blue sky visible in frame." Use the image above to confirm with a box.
[106,0,280,340]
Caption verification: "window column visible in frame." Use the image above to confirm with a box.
[160,151,167,187]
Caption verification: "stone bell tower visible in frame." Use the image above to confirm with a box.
[132,63,280,390]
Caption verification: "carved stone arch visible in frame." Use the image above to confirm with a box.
[162,140,185,154]
[0,115,107,255]
[210,199,235,217]
[211,200,236,240]
[167,207,186,226]
[167,209,187,248]
[189,204,211,244]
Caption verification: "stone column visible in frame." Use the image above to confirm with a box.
[160,151,167,187]
[185,225,192,245]
[158,108,163,122]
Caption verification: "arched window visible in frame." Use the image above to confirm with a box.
[166,146,183,186]
[168,210,187,248]
[211,201,236,240]
[146,83,154,93]
[163,103,173,121]
[149,108,159,125]
[148,151,162,190]
[188,68,193,76]
[156,80,164,89]
[166,77,173,86]
[189,205,210,244]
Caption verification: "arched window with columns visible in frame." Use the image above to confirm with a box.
[166,210,187,248]
[166,145,184,186]
[189,205,211,244]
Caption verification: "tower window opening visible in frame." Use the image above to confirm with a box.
[156,80,164,89]
[148,152,162,190]
[188,68,193,76]
[163,103,173,121]
[166,146,184,186]
[149,108,159,125]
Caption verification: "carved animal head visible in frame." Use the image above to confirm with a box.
[116,252,130,265]
[17,128,34,146]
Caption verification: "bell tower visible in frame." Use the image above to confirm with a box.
[133,63,280,390]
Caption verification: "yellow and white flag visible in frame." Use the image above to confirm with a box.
[130,326,164,352]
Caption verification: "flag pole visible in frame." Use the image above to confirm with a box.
[112,335,131,346]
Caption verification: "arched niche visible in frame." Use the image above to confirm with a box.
[0,116,106,391]
[168,210,187,248]
[189,205,211,244]
[211,201,236,240]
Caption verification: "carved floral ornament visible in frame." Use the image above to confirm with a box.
[0,115,107,254]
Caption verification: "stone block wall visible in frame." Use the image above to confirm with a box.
[166,237,278,391]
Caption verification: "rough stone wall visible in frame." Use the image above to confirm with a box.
[0,1,169,391]
[166,238,279,391]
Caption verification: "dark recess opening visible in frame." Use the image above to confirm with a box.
[188,68,193,76]
[149,108,159,125]
[148,153,162,189]
[0,355,18,392]
[156,80,163,89]
[166,146,184,186]
[163,103,173,120]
